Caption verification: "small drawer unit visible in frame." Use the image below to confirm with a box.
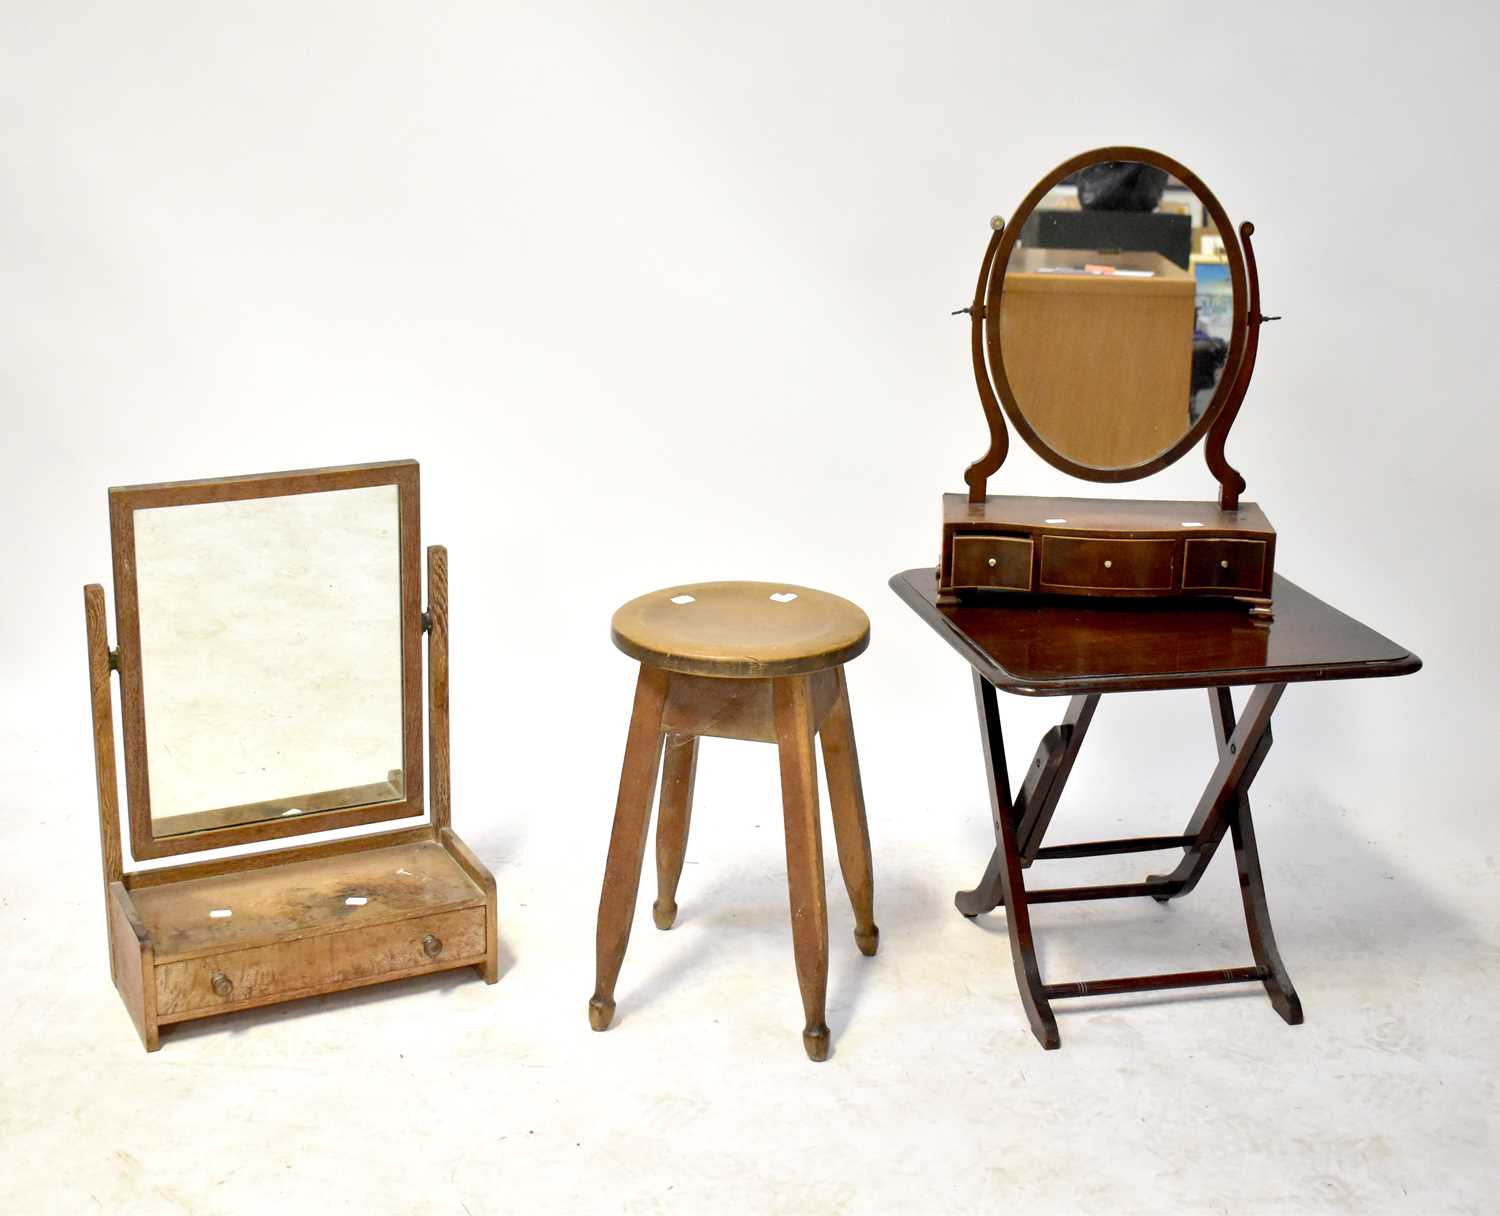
[1039,536,1176,593]
[949,534,1034,590]
[937,495,1276,612]
[154,906,487,1020]
[110,834,499,1047]
[1183,538,1269,594]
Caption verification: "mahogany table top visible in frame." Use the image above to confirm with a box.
[889,568,1420,696]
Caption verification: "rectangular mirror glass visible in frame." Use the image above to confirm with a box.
[110,462,423,857]
[134,486,404,836]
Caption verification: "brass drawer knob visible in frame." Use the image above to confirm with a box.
[422,933,443,959]
[987,557,997,568]
[1103,559,1113,569]
[1220,559,1230,569]
[210,971,234,999]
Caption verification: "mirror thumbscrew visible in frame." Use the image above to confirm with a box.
[951,305,984,318]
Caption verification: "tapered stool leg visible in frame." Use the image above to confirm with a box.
[774,675,831,1062]
[820,667,878,957]
[653,733,699,930]
[590,664,669,1031]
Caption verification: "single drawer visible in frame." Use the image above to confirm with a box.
[1183,538,1268,593]
[155,907,486,1018]
[950,534,1033,590]
[1039,536,1175,592]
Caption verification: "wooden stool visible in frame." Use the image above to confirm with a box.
[589,581,878,1062]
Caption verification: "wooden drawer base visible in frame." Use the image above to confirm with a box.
[107,826,498,1050]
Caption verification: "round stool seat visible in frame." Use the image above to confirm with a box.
[611,581,870,678]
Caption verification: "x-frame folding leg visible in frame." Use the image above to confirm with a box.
[1148,685,1303,1024]
[956,672,1302,1048]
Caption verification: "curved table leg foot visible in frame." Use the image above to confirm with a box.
[955,849,1004,918]
[1267,980,1304,1026]
[1231,795,1304,1027]
[1027,1003,1061,1051]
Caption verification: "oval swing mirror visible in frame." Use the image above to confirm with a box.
[985,147,1248,479]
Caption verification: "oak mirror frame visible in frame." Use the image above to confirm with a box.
[969,145,1252,490]
[108,460,424,860]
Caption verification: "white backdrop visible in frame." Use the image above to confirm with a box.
[2,2,1496,1211]
[3,1,1491,826]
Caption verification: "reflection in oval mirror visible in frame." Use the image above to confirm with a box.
[996,159,1234,471]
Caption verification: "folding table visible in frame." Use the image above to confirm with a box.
[890,567,1421,1049]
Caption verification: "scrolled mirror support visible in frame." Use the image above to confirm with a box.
[964,221,1008,503]
[1205,221,1264,511]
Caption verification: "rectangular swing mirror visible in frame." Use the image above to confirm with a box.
[110,461,424,858]
[89,458,496,1053]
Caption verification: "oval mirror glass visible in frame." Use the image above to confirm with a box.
[992,155,1241,473]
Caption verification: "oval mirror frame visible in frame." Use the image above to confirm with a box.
[976,146,1249,484]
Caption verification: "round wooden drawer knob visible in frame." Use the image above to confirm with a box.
[210,971,234,999]
[422,933,443,959]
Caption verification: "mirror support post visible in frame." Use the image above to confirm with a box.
[1206,221,1265,511]
[84,584,124,982]
[963,220,1009,503]
[425,545,451,831]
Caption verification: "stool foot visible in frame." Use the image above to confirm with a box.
[588,996,616,1032]
[854,924,880,957]
[802,1024,830,1062]
[655,734,698,937]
